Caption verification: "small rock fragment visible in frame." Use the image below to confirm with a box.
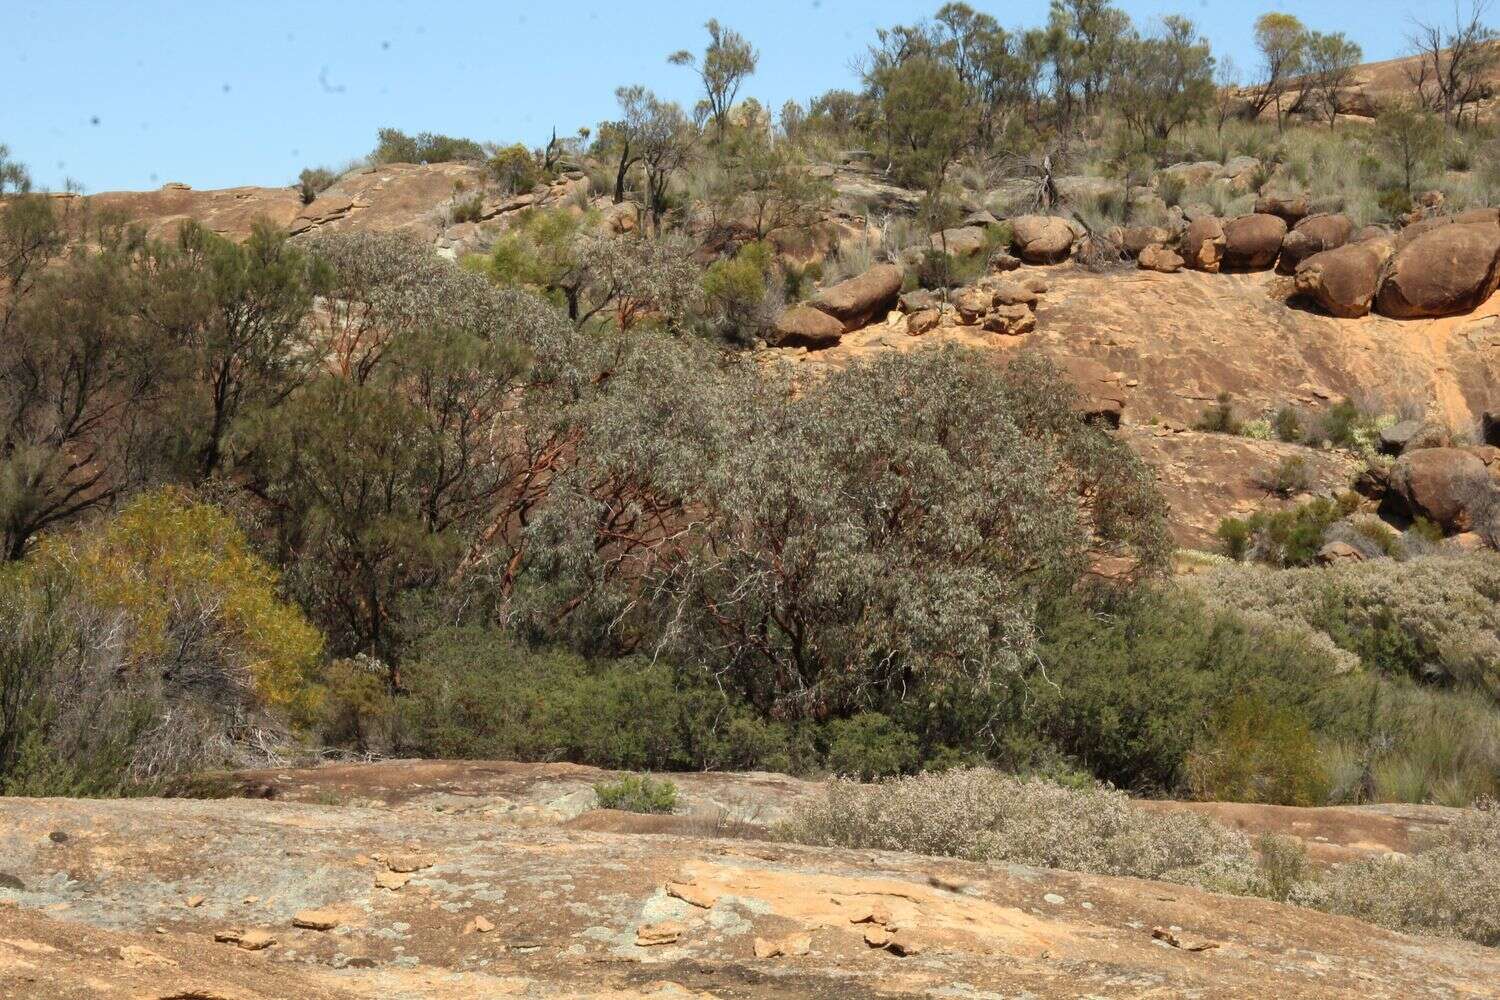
[636,920,684,947]
[374,870,412,891]
[185,895,205,909]
[464,916,495,934]
[385,853,434,874]
[1152,926,1219,952]
[754,932,812,958]
[665,881,720,909]
[862,925,892,948]
[292,909,340,931]
[885,931,925,957]
[237,930,277,951]
[118,944,177,969]
[1043,893,1066,905]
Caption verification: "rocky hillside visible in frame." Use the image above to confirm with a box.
[1,762,1493,1000]
[62,148,1500,553]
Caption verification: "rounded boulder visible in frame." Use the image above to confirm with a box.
[809,263,905,331]
[1278,213,1354,273]
[1222,213,1288,271]
[1293,240,1395,318]
[1009,215,1077,264]
[1375,223,1500,319]
[1389,448,1492,531]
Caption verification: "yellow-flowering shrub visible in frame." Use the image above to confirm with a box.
[30,488,324,727]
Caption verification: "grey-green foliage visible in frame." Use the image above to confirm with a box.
[522,346,1170,718]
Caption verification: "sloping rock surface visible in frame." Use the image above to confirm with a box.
[0,761,1494,1000]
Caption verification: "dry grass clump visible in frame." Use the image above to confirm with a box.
[776,768,1250,880]
[1300,802,1500,946]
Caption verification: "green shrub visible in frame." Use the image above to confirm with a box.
[390,627,807,773]
[701,241,775,343]
[1185,694,1330,806]
[1028,589,1334,794]
[2,490,325,796]
[824,713,919,780]
[1267,454,1311,497]
[449,191,484,224]
[1255,834,1310,903]
[1273,405,1304,443]
[1215,493,1360,566]
[371,127,485,165]
[1195,392,1242,435]
[489,143,541,192]
[594,774,679,813]
[297,166,336,204]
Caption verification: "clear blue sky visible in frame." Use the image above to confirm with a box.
[3,1,1440,193]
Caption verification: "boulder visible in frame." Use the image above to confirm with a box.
[1318,541,1365,565]
[1380,419,1450,455]
[1255,194,1311,225]
[1009,215,1076,264]
[982,302,1036,336]
[1157,160,1220,188]
[984,278,1039,307]
[898,288,939,313]
[1375,223,1500,319]
[952,287,993,323]
[1293,240,1395,318]
[809,264,904,331]
[988,250,1022,273]
[1389,448,1491,531]
[1138,244,1185,273]
[1181,217,1226,272]
[1222,213,1288,270]
[930,225,989,257]
[962,208,1001,228]
[1353,224,1392,244]
[1112,225,1174,257]
[1278,213,1354,273]
[770,305,845,349]
[906,308,942,336]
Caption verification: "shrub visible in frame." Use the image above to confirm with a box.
[489,143,541,192]
[824,713,919,780]
[594,774,679,813]
[1216,493,1361,566]
[777,768,1251,880]
[449,191,484,224]
[1303,802,1500,946]
[1267,454,1311,496]
[1273,405,1304,443]
[525,348,1171,722]
[1183,552,1500,695]
[390,627,808,773]
[370,127,485,165]
[297,166,337,204]
[1195,392,1242,434]
[701,241,777,343]
[1,490,325,795]
[1185,694,1330,805]
[1255,834,1311,903]
[1028,588,1335,794]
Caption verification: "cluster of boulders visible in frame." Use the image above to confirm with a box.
[899,265,1046,338]
[993,198,1500,322]
[770,263,905,348]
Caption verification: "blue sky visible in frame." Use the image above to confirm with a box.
[3,1,1442,192]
